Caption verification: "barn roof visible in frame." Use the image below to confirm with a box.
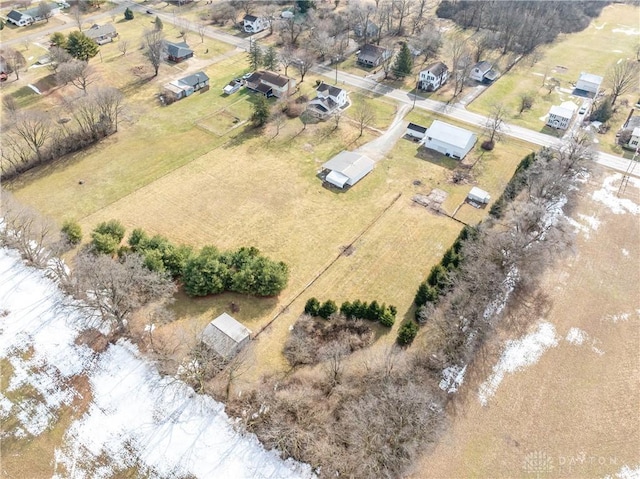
[323,151,374,180]
[202,313,251,359]
[426,120,476,149]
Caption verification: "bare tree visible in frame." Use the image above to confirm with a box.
[71,252,176,336]
[278,16,305,46]
[57,60,96,94]
[353,99,375,137]
[449,34,472,98]
[94,87,125,132]
[71,5,83,31]
[607,60,640,106]
[2,95,19,115]
[411,0,431,34]
[197,22,207,43]
[278,44,296,76]
[118,39,129,56]
[5,49,26,80]
[410,25,442,65]
[518,92,535,114]
[13,111,51,162]
[176,18,189,41]
[48,46,72,73]
[293,49,315,82]
[37,1,53,22]
[143,29,165,77]
[319,340,350,391]
[271,110,286,137]
[546,77,560,95]
[484,102,507,144]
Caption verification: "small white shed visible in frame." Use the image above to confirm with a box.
[406,122,428,140]
[322,151,375,188]
[202,313,251,359]
[467,187,491,204]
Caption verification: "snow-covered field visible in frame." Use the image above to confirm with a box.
[0,249,313,478]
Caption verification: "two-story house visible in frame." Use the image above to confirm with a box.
[243,14,270,33]
[357,44,392,68]
[418,62,449,92]
[245,70,296,98]
[307,82,350,119]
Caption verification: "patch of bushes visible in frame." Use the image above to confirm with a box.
[481,140,495,151]
[397,321,419,346]
[305,297,397,326]
[61,219,82,245]
[91,219,125,255]
[127,229,289,298]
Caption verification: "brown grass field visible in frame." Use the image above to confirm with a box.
[410,168,640,479]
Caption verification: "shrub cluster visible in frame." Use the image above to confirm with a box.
[61,220,82,245]
[304,297,397,327]
[89,224,289,298]
[397,321,419,346]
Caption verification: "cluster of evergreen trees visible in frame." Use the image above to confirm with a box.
[304,297,397,327]
[89,221,289,298]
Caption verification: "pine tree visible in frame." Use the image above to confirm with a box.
[263,46,278,71]
[251,95,270,126]
[65,31,98,61]
[154,16,163,31]
[248,39,262,71]
[124,7,134,20]
[392,42,413,79]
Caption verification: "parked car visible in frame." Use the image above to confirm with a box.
[579,106,587,114]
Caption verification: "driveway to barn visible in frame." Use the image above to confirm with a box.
[354,103,412,162]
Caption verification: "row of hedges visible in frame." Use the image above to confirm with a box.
[90,221,289,297]
[304,297,397,327]
[488,152,535,219]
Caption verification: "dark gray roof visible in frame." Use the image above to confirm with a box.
[245,71,262,83]
[7,10,26,21]
[166,41,193,58]
[243,14,258,22]
[358,43,387,62]
[258,70,290,88]
[423,61,448,76]
[179,71,209,87]
[407,122,427,133]
[85,23,116,39]
[256,82,273,94]
[317,82,343,97]
[473,61,492,72]
[623,115,640,131]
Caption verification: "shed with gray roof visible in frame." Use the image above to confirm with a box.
[202,313,251,359]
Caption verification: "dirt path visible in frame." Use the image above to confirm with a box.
[354,103,412,162]
[411,169,640,479]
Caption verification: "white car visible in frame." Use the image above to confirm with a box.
[578,106,587,115]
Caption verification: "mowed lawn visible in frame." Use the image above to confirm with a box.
[468,4,640,131]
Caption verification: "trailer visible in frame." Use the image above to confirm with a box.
[467,186,491,205]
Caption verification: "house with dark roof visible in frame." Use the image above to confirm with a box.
[418,62,449,92]
[163,71,210,101]
[405,122,428,140]
[165,41,194,63]
[245,70,296,98]
[307,82,349,119]
[243,14,270,33]
[6,10,33,26]
[85,23,118,45]
[357,44,392,68]
[470,61,499,83]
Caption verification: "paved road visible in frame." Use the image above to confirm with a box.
[314,65,638,176]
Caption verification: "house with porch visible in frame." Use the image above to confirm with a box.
[418,62,449,91]
[546,101,578,130]
[357,44,392,68]
[85,23,118,45]
[6,10,33,26]
[307,82,349,119]
[470,61,499,83]
[166,41,194,63]
[163,71,209,101]
[243,14,270,33]
[245,70,296,98]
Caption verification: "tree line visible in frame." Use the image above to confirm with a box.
[304,297,397,327]
[89,220,290,298]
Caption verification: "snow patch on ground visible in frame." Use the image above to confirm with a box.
[0,249,314,479]
[478,322,559,406]
[603,464,640,479]
[577,213,600,231]
[592,174,640,215]
[565,327,587,345]
[604,312,631,322]
[612,27,640,35]
[439,365,467,394]
[622,249,630,257]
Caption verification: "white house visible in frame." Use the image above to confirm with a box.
[307,82,349,119]
[322,151,375,188]
[421,120,477,159]
[245,70,296,98]
[546,101,578,130]
[627,127,640,150]
[243,14,270,33]
[470,61,499,83]
[418,62,449,92]
[6,10,33,26]
[467,187,491,205]
[406,122,427,140]
[575,72,603,95]
[202,313,251,360]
